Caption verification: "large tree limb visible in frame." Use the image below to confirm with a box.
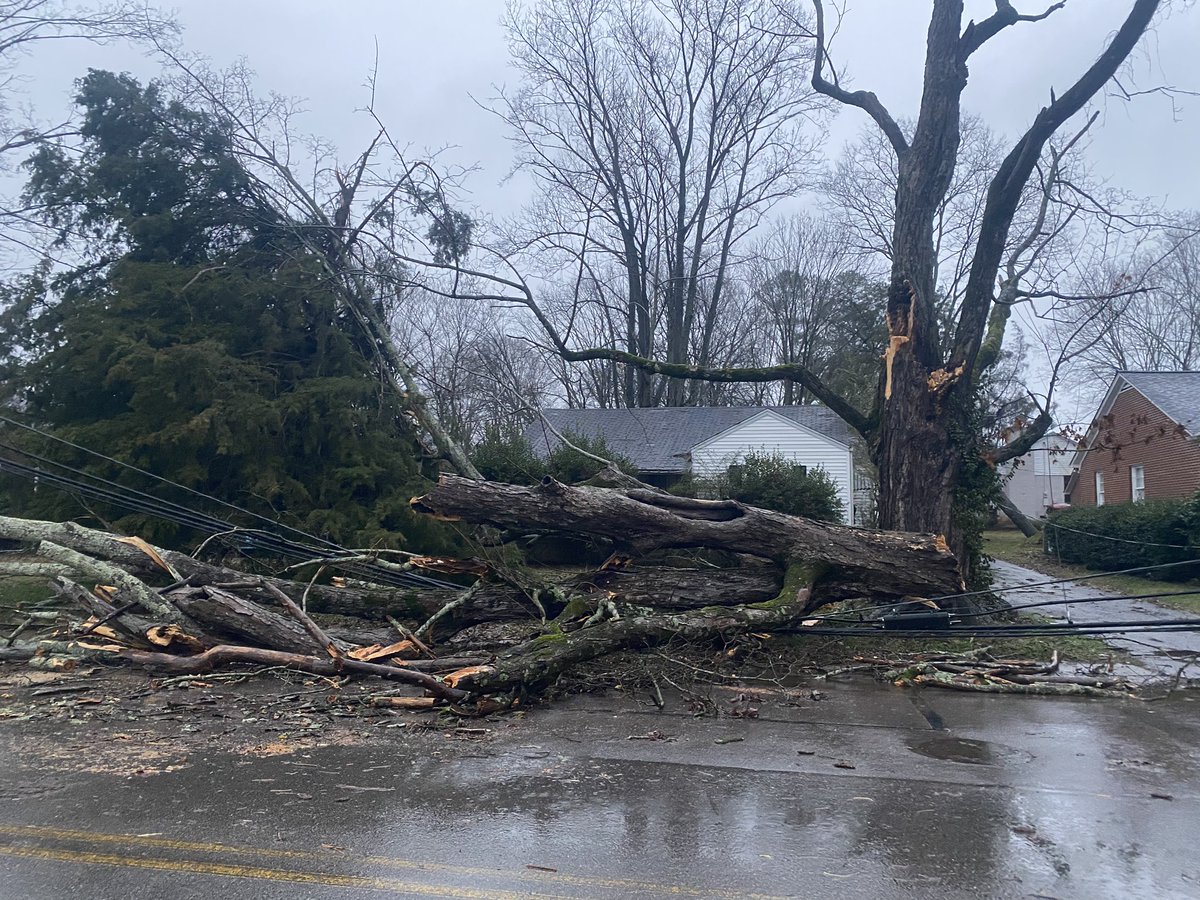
[811,0,909,157]
[35,540,184,624]
[952,0,1162,372]
[960,1,1069,58]
[550,346,875,441]
[458,561,822,694]
[413,476,962,603]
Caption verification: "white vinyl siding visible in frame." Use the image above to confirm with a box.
[1131,465,1146,502]
[1095,472,1105,506]
[689,410,854,523]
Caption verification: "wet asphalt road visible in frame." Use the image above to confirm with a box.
[1,678,1197,899]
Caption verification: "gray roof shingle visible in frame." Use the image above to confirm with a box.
[1120,371,1200,436]
[525,406,854,473]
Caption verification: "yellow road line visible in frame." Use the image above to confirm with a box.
[0,824,790,899]
[0,843,574,899]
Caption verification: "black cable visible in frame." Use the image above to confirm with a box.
[0,414,345,551]
[955,588,1200,620]
[0,422,461,590]
[927,557,1200,604]
[794,618,1200,638]
[0,450,457,590]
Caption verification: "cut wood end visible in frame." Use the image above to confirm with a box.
[368,696,435,709]
[927,363,965,394]
[349,639,417,663]
[934,534,950,554]
[443,664,495,688]
[145,624,206,652]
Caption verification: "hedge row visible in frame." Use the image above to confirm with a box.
[1044,495,1200,581]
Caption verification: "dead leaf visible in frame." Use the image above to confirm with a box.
[833,761,856,770]
[801,619,819,627]
[526,865,558,873]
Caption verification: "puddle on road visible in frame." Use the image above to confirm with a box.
[909,736,998,765]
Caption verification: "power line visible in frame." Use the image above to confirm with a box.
[0,415,345,551]
[955,588,1200,620]
[1045,520,1196,550]
[929,557,1200,605]
[0,427,457,591]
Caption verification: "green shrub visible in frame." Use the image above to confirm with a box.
[546,431,635,484]
[682,452,845,523]
[471,427,635,485]
[1045,496,1200,581]
[471,426,547,484]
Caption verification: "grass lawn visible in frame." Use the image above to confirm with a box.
[983,528,1200,615]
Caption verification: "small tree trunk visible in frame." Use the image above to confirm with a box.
[995,491,1041,538]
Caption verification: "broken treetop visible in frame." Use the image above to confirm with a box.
[527,406,854,475]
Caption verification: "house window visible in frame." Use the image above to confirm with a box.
[1131,465,1146,502]
[1095,472,1105,507]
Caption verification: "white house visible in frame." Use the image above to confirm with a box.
[527,406,863,524]
[998,433,1076,520]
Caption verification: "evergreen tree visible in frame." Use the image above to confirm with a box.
[0,71,454,553]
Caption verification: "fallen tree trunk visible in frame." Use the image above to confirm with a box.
[0,479,973,707]
[413,476,962,604]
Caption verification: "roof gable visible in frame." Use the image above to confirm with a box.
[1118,372,1200,436]
[1069,371,1200,471]
[526,406,854,473]
[689,408,846,458]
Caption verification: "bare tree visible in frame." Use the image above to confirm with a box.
[428,0,1171,572]
[741,213,886,407]
[493,0,825,407]
[1055,215,1200,396]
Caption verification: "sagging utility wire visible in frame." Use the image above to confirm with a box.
[0,423,458,591]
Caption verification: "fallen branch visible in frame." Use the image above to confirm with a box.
[263,581,344,665]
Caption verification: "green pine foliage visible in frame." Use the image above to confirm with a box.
[0,71,459,554]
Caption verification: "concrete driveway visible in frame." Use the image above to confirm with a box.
[991,558,1200,677]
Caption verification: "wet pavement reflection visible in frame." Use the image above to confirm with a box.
[0,678,1197,898]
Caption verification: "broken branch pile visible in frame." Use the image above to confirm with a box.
[856,649,1135,697]
[0,472,969,706]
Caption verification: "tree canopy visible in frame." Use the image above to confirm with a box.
[0,71,455,552]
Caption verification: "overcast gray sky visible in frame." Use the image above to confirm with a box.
[11,1,1200,420]
[17,0,1200,221]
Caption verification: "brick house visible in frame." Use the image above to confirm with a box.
[1067,371,1200,507]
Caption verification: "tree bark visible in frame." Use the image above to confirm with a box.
[412,475,962,603]
[995,491,1041,538]
[458,561,820,694]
